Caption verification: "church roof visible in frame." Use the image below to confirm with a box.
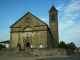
[10,12,48,28]
[49,5,57,12]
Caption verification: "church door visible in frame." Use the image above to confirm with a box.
[25,40,30,47]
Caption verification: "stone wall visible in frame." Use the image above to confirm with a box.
[66,49,74,55]
[0,47,19,56]
[0,48,75,57]
[25,48,67,57]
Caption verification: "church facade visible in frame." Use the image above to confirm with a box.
[10,6,59,49]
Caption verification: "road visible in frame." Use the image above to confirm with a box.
[44,52,80,60]
[0,52,80,60]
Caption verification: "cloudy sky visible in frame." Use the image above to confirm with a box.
[0,0,80,47]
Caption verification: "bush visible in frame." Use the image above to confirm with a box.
[58,41,67,49]
[67,42,76,50]
[58,41,76,50]
[0,44,6,50]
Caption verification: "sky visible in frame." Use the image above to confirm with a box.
[0,0,80,47]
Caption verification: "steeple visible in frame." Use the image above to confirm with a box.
[49,5,58,48]
[49,5,57,12]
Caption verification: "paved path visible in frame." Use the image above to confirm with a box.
[0,52,80,60]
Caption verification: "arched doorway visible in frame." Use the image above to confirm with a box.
[25,40,30,47]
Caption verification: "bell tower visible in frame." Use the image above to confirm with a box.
[49,5,59,47]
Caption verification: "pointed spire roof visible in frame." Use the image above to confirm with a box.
[49,5,57,12]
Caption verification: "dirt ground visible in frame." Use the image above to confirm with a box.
[0,56,55,60]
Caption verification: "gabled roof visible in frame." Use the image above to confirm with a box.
[49,5,57,12]
[10,12,48,28]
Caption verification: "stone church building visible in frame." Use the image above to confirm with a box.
[10,6,59,49]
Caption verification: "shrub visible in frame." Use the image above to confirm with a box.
[0,44,6,50]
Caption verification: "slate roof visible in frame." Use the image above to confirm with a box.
[49,6,57,12]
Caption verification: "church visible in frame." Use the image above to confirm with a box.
[10,5,59,49]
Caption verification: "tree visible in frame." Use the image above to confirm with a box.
[0,44,6,50]
[58,41,67,49]
[58,41,76,50]
[67,42,76,50]
[17,43,21,51]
